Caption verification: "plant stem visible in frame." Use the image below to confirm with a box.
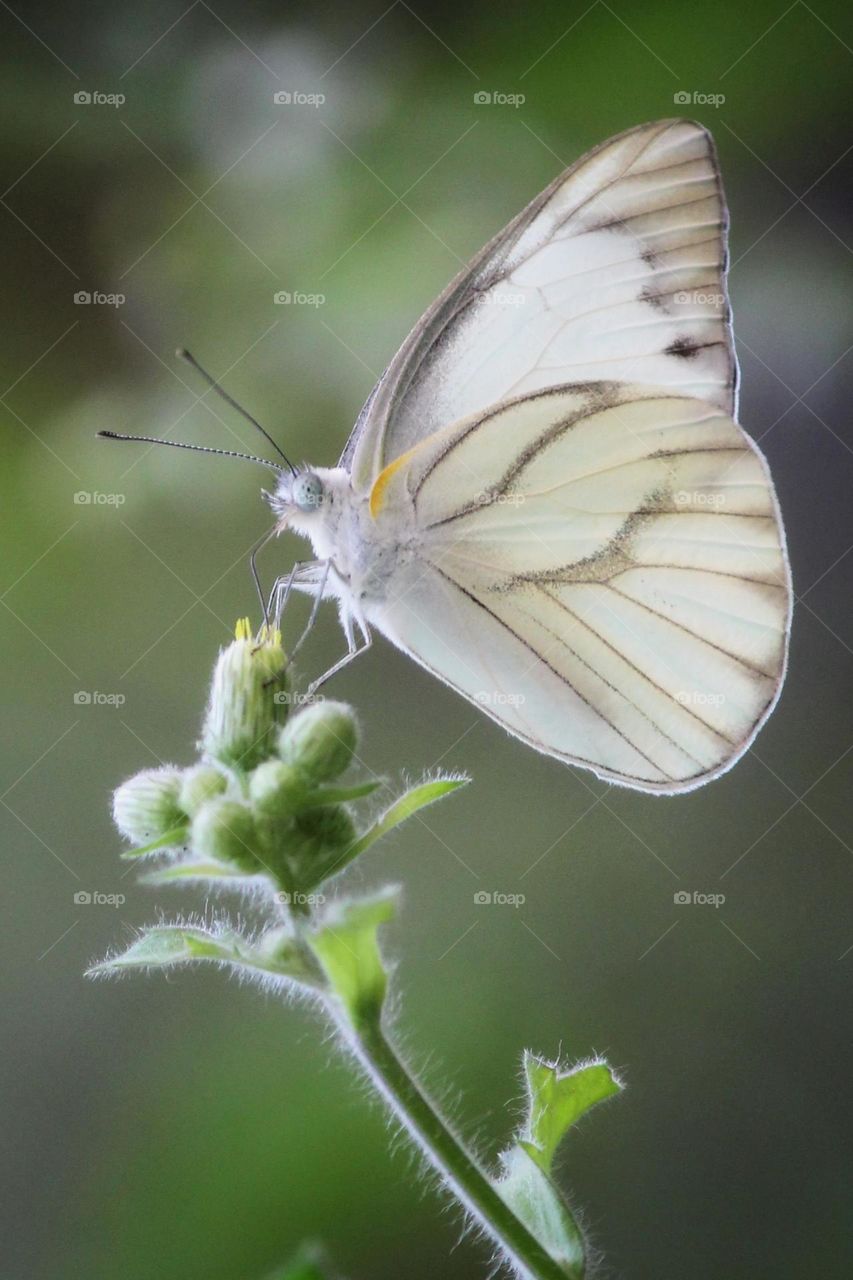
[336,1005,574,1280]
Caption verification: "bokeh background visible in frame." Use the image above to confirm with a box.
[2,1,852,1277]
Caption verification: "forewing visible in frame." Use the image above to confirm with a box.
[342,118,737,493]
[369,385,789,793]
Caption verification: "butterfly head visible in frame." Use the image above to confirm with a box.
[268,464,354,539]
[269,467,324,520]
[290,470,326,513]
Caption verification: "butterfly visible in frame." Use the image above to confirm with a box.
[104,118,791,795]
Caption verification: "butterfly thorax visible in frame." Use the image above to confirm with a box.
[281,466,417,610]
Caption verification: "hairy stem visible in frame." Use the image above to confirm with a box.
[335,1005,573,1280]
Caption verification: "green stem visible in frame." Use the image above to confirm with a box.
[336,1006,574,1280]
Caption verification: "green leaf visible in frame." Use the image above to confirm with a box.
[521,1053,623,1173]
[490,1053,623,1276]
[88,924,320,987]
[307,889,398,1021]
[322,776,469,877]
[299,780,382,807]
[496,1147,584,1278]
[139,859,252,885]
[119,825,189,860]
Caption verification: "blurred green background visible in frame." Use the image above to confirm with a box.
[2,1,852,1277]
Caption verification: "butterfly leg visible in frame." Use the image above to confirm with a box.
[268,560,325,632]
[305,612,372,695]
[259,559,328,689]
[289,559,332,661]
[248,525,280,627]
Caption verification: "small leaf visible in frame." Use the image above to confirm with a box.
[119,825,189,860]
[89,924,320,987]
[139,859,252,885]
[299,780,382,807]
[496,1147,584,1278]
[307,889,398,1021]
[522,1053,622,1173]
[322,777,469,877]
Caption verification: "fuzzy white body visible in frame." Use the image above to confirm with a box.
[280,467,416,636]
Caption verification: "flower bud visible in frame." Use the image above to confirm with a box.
[200,619,288,771]
[248,759,307,819]
[179,764,228,816]
[191,798,261,873]
[289,805,357,873]
[277,701,358,783]
[113,768,186,844]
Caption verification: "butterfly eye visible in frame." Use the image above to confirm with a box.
[292,472,325,512]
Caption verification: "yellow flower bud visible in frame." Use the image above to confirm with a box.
[200,621,289,770]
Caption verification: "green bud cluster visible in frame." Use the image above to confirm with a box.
[111,623,362,906]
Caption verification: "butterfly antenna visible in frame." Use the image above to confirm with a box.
[97,431,285,474]
[176,347,297,476]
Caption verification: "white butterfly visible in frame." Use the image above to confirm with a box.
[107,119,791,794]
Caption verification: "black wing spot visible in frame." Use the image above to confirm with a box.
[666,336,700,359]
[640,285,668,311]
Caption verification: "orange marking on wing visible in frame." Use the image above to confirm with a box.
[369,447,418,518]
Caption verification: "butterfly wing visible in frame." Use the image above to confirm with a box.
[366,384,790,793]
[342,118,737,492]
